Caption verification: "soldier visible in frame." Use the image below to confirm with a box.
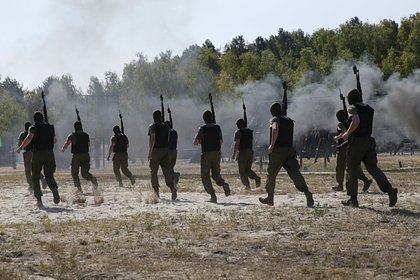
[148,111,177,200]
[165,120,181,186]
[61,121,98,193]
[193,110,230,203]
[16,111,60,208]
[333,109,372,192]
[17,122,47,192]
[231,118,261,190]
[335,89,398,207]
[106,125,135,187]
[259,103,314,207]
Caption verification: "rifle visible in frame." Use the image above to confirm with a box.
[339,88,349,120]
[75,104,83,130]
[209,92,216,123]
[119,110,124,134]
[242,98,247,127]
[167,103,173,129]
[352,64,363,102]
[41,90,48,123]
[160,94,165,122]
[282,81,288,116]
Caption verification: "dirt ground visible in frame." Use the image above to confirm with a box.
[0,155,419,280]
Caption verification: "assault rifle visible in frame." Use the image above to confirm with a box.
[160,94,165,122]
[242,98,247,127]
[352,64,363,102]
[339,88,349,120]
[282,81,288,116]
[209,92,216,123]
[119,110,124,134]
[41,90,48,123]
[167,103,173,129]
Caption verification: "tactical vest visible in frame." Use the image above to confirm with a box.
[32,123,55,151]
[271,116,293,147]
[168,129,178,150]
[353,103,374,137]
[113,134,128,153]
[150,122,169,149]
[238,128,253,151]
[201,124,221,152]
[71,131,89,154]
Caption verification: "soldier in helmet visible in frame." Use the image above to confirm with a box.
[165,120,181,186]
[193,110,230,203]
[17,111,60,208]
[231,118,261,190]
[106,125,135,187]
[17,121,47,193]
[148,111,177,200]
[333,109,372,192]
[335,89,398,207]
[61,121,98,193]
[259,103,314,207]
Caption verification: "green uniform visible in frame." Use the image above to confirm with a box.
[111,134,134,185]
[168,128,180,184]
[234,128,260,188]
[19,130,46,189]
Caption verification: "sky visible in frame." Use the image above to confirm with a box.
[0,0,418,91]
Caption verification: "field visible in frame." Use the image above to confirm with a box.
[1,155,419,280]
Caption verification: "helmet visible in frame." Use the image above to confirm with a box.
[203,110,213,124]
[236,118,246,129]
[153,110,162,123]
[33,111,44,124]
[270,103,282,117]
[74,121,83,131]
[347,89,362,105]
[336,109,347,122]
[113,125,121,134]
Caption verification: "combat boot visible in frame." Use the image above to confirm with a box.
[171,187,177,201]
[255,176,261,188]
[388,187,398,207]
[153,186,160,198]
[91,177,98,190]
[332,184,344,191]
[222,182,230,197]
[305,190,314,207]
[259,194,274,206]
[209,193,217,203]
[362,179,373,192]
[342,196,359,207]
[130,175,136,186]
[51,187,60,204]
[36,197,44,209]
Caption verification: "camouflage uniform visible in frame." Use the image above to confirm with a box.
[111,133,135,186]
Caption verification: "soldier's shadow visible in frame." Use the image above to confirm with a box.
[44,207,74,213]
[363,206,420,219]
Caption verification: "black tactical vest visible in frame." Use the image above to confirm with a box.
[168,129,178,150]
[113,134,128,153]
[32,123,55,151]
[153,122,169,149]
[353,103,374,137]
[71,131,89,154]
[238,128,253,150]
[271,116,294,147]
[201,124,221,152]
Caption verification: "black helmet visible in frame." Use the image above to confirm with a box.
[236,118,246,129]
[270,103,282,117]
[336,109,347,122]
[203,110,213,124]
[33,111,44,124]
[74,121,83,131]
[153,110,162,123]
[113,125,121,134]
[347,89,362,105]
[24,122,31,131]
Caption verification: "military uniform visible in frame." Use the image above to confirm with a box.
[195,120,230,203]
[233,128,261,189]
[168,128,180,185]
[111,133,135,186]
[148,121,176,199]
[334,120,372,191]
[66,129,97,192]
[344,102,397,207]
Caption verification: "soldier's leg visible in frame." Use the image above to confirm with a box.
[71,155,82,192]
[79,154,98,189]
[345,139,367,205]
[160,150,177,200]
[245,150,259,181]
[23,152,33,188]
[168,150,180,184]
[260,148,283,205]
[149,150,161,195]
[201,153,215,196]
[237,151,250,188]
[120,153,133,179]
[43,151,60,204]
[335,147,346,190]
[31,153,43,200]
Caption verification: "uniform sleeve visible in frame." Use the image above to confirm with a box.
[234,130,241,141]
[68,134,76,143]
[111,135,116,144]
[148,124,155,136]
[195,127,203,140]
[218,125,223,139]
[348,106,358,116]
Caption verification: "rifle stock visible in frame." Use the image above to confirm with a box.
[209,92,216,123]
[41,90,48,123]
[282,81,288,116]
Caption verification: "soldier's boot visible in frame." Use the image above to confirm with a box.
[118,181,124,188]
[305,190,314,207]
[244,185,251,191]
[36,197,44,209]
[387,187,398,207]
[130,175,136,186]
[222,182,230,197]
[362,179,373,192]
[332,184,344,192]
[76,185,83,194]
[171,187,177,201]
[91,177,98,190]
[175,172,180,185]
[342,196,359,207]
[209,193,217,203]
[259,193,274,206]
[153,186,160,198]
[255,176,261,188]
[51,187,60,204]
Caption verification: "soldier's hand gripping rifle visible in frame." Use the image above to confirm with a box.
[160,94,165,122]
[167,104,173,129]
[282,81,288,116]
[41,90,49,123]
[339,88,349,120]
[242,98,247,127]
[209,92,216,123]
[352,64,363,102]
[119,110,125,134]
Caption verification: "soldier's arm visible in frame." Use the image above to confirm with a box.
[342,114,360,141]
[268,122,278,153]
[17,133,34,153]
[232,139,240,159]
[107,136,115,160]
[61,135,72,152]
[148,132,155,160]
[193,128,201,145]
